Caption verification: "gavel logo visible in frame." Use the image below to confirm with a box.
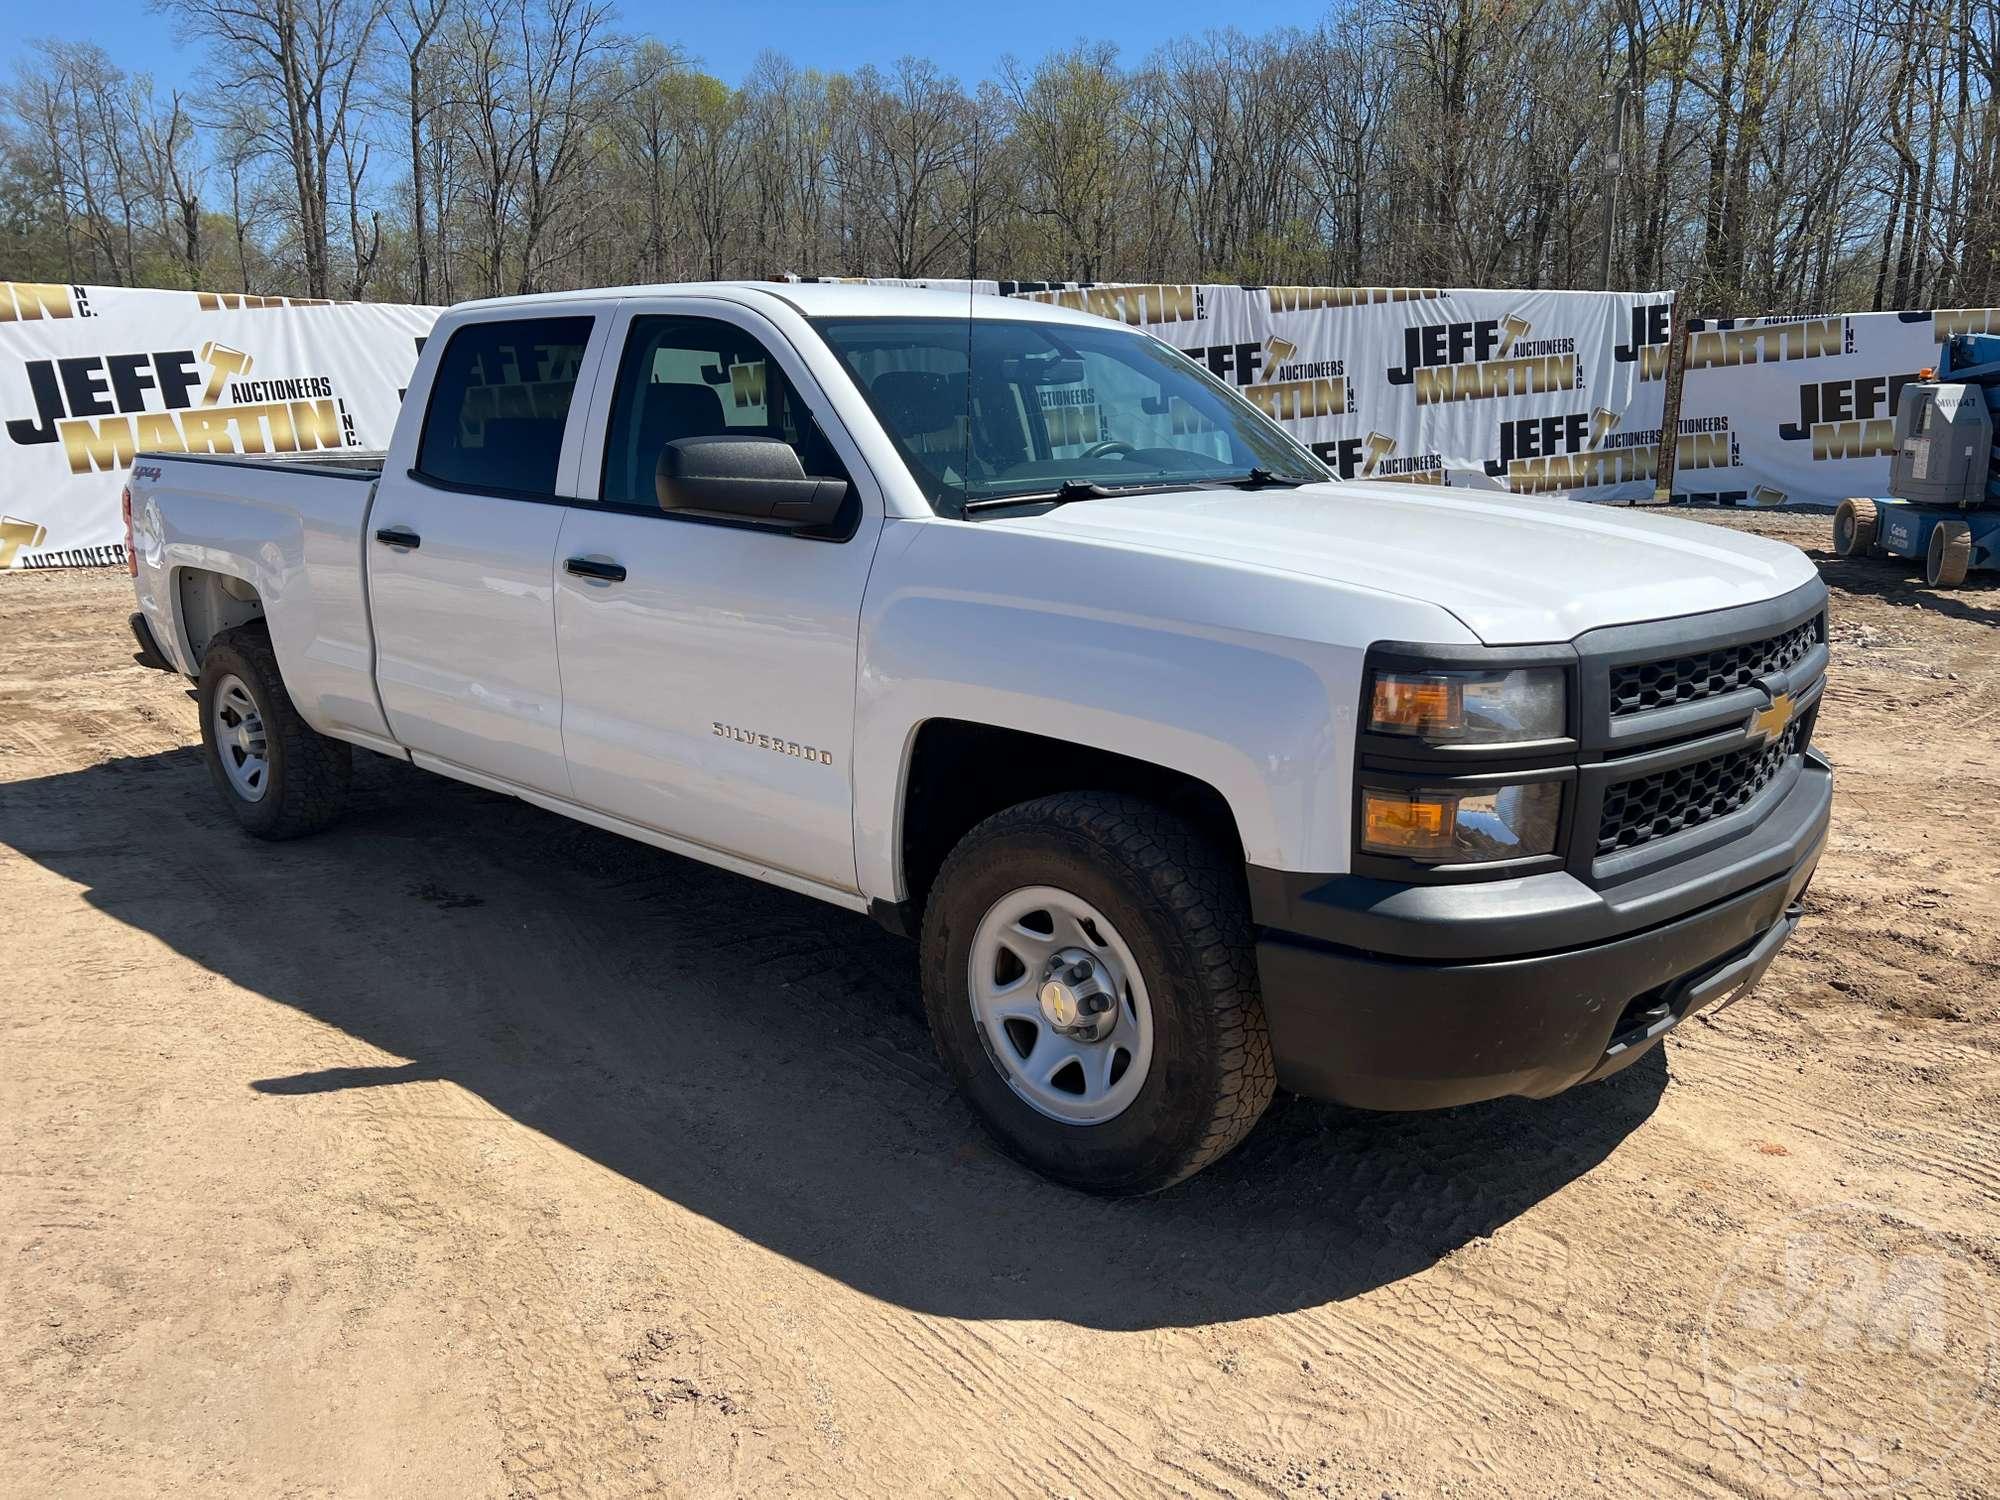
[197,341,254,405]
[1,516,49,568]
[1361,431,1397,477]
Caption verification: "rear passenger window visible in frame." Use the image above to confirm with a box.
[417,317,592,495]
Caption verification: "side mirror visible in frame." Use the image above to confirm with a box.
[656,435,848,531]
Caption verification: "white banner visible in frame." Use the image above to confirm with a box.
[0,282,438,568]
[1672,308,2000,507]
[3,277,1675,569]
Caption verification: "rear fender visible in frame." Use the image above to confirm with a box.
[129,464,391,743]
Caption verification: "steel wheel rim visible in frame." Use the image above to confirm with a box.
[967,885,1155,1126]
[211,673,270,803]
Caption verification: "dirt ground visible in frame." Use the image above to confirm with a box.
[2,510,1997,1499]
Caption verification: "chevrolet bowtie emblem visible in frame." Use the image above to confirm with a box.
[1747,691,1796,746]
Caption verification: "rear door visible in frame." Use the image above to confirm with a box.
[551,300,885,892]
[368,310,609,795]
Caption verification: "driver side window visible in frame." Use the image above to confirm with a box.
[600,315,846,509]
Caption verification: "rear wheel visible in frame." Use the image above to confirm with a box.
[197,626,351,839]
[919,792,1275,1195]
[1833,497,1878,558]
[1926,519,1972,588]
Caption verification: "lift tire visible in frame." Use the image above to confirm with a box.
[1833,497,1878,558]
[1926,519,1972,588]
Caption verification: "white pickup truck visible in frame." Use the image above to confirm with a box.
[124,282,1831,1192]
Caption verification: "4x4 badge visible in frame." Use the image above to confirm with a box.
[1746,691,1796,746]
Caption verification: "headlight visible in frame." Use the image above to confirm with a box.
[1367,666,1566,744]
[1360,781,1563,862]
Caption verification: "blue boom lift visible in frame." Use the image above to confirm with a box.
[1833,332,2000,587]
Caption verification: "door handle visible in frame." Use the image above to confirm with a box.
[565,556,627,582]
[374,526,422,549]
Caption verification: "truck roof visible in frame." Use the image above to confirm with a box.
[446,280,1114,327]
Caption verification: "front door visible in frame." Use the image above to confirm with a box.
[552,305,883,892]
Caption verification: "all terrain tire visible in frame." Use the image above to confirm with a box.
[919,792,1275,1195]
[197,625,351,840]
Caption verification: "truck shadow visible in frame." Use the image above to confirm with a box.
[3,745,1667,1330]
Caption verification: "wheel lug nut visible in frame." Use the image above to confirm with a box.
[1067,961,1092,983]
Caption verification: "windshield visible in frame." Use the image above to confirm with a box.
[813,316,1328,514]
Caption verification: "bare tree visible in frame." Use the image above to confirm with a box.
[7,1,2000,312]
[385,0,452,302]
[154,0,384,296]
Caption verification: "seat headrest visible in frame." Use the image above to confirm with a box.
[643,381,727,442]
[871,369,965,437]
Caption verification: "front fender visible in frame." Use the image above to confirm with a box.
[851,517,1478,901]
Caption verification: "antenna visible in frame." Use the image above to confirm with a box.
[964,247,975,520]
[967,119,978,518]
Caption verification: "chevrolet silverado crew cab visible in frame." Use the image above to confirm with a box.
[123,282,1831,1193]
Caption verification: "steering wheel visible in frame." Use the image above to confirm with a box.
[1078,439,1141,461]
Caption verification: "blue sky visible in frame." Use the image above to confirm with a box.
[41,0,1329,91]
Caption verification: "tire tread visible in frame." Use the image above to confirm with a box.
[1927,519,1972,588]
[1834,497,1877,558]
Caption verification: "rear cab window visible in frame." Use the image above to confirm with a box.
[416,316,594,496]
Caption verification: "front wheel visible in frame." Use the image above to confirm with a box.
[919,792,1275,1194]
[197,626,351,839]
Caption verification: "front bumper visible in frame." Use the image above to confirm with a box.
[1254,751,1830,1110]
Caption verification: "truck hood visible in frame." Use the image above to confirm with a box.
[992,482,1820,644]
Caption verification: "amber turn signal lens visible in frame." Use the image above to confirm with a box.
[1360,788,1459,858]
[1361,781,1563,862]
[1369,675,1462,737]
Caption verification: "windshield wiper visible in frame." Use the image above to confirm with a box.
[966,469,1313,513]
[1205,466,1307,490]
[964,477,1183,513]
